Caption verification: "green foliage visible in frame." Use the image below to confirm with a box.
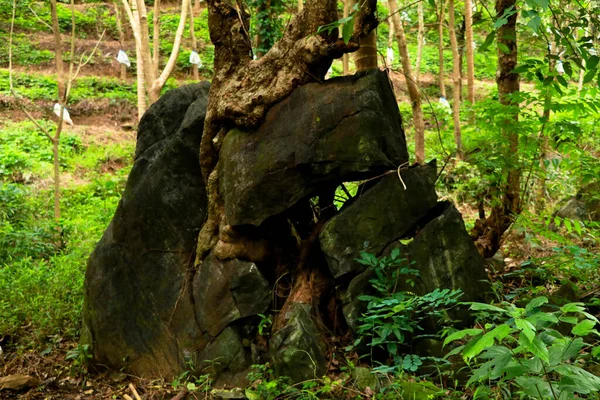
[66,343,92,375]
[446,297,600,399]
[1,70,138,104]
[247,0,286,54]
[348,250,462,374]
[245,364,344,400]
[0,120,131,350]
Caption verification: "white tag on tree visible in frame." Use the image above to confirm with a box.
[189,50,202,68]
[386,47,394,63]
[117,50,130,67]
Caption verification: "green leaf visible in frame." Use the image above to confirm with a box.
[572,319,596,336]
[443,328,483,346]
[587,55,600,70]
[526,296,549,312]
[342,17,354,45]
[527,15,541,32]
[556,75,568,87]
[583,68,597,84]
[470,302,510,314]
[479,32,496,52]
[463,325,511,360]
[528,334,549,363]
[561,303,586,313]
[515,318,536,343]
[559,316,579,324]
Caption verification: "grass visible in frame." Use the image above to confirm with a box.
[0,119,132,350]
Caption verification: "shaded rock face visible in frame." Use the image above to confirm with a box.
[219,71,409,227]
[83,71,489,384]
[82,83,211,377]
[555,182,600,222]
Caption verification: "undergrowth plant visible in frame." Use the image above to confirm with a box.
[445,297,600,399]
[347,250,463,374]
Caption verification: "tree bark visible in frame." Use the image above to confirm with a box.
[153,0,161,73]
[471,0,520,258]
[448,0,463,159]
[342,0,351,74]
[388,0,426,163]
[50,0,66,102]
[189,0,199,80]
[437,0,447,98]
[354,0,378,71]
[465,0,475,105]
[134,0,156,90]
[122,0,189,107]
[415,0,424,83]
[114,1,127,81]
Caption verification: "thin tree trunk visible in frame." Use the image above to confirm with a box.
[50,0,66,102]
[52,136,61,220]
[149,0,189,102]
[465,0,475,105]
[134,0,156,88]
[189,0,199,80]
[387,14,394,67]
[114,1,127,81]
[342,0,350,74]
[129,0,147,119]
[153,0,161,72]
[415,0,424,83]
[537,37,557,209]
[437,0,447,98]
[389,0,426,164]
[354,0,377,73]
[298,0,303,13]
[448,0,463,159]
[472,0,520,258]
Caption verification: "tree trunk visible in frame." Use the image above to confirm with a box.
[389,0,426,164]
[415,0,424,83]
[354,30,377,71]
[465,0,474,105]
[149,0,188,102]
[153,0,161,72]
[122,0,189,106]
[387,13,394,67]
[134,0,156,90]
[114,1,127,81]
[471,0,520,258]
[437,0,447,98]
[50,0,66,102]
[189,0,199,80]
[342,0,351,74]
[130,0,147,119]
[448,0,463,159]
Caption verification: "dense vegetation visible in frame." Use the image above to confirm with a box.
[1,0,599,399]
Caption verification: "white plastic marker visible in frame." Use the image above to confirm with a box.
[386,47,394,64]
[439,97,452,114]
[189,50,202,68]
[53,103,74,126]
[117,50,131,67]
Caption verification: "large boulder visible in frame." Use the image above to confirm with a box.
[555,182,600,222]
[219,71,409,227]
[83,71,490,385]
[320,163,438,280]
[82,83,211,377]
